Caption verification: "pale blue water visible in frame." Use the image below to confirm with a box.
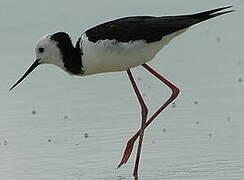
[0,0,243,179]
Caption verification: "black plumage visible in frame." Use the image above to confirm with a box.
[85,6,233,43]
[50,32,83,75]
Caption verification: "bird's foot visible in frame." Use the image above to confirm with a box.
[117,136,137,168]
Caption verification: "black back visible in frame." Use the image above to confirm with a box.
[50,32,83,75]
[85,6,233,43]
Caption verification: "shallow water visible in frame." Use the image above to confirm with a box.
[0,0,244,180]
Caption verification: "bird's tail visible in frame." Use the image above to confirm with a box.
[192,6,234,21]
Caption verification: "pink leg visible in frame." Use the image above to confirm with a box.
[118,63,180,168]
[125,69,148,178]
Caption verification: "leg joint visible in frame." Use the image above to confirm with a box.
[172,86,180,97]
[141,104,148,120]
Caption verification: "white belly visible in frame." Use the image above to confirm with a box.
[81,28,187,75]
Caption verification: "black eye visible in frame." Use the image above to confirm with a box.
[38,47,44,53]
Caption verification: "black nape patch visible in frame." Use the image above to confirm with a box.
[50,32,83,75]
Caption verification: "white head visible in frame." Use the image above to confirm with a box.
[10,32,83,90]
[35,34,64,67]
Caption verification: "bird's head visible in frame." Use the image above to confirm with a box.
[9,32,83,91]
[35,33,64,66]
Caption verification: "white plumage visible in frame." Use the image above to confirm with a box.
[81,28,187,75]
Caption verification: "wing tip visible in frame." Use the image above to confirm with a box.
[197,5,235,16]
[189,5,234,22]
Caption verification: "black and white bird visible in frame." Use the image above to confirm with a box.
[10,6,233,178]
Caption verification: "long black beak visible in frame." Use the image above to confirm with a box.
[9,59,40,91]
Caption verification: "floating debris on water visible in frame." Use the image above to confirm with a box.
[48,139,51,142]
[194,101,198,104]
[4,141,8,145]
[138,77,142,81]
[84,133,88,138]
[208,133,212,138]
[163,128,167,132]
[226,117,231,122]
[172,102,176,108]
[216,37,221,42]
[32,110,36,115]
[64,115,68,119]
[238,77,243,83]
[195,121,199,125]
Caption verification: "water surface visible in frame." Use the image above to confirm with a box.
[0,0,243,179]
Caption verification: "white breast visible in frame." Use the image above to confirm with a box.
[81,28,188,75]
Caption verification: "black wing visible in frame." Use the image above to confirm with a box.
[85,6,233,43]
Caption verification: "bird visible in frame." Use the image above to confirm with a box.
[9,6,233,178]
